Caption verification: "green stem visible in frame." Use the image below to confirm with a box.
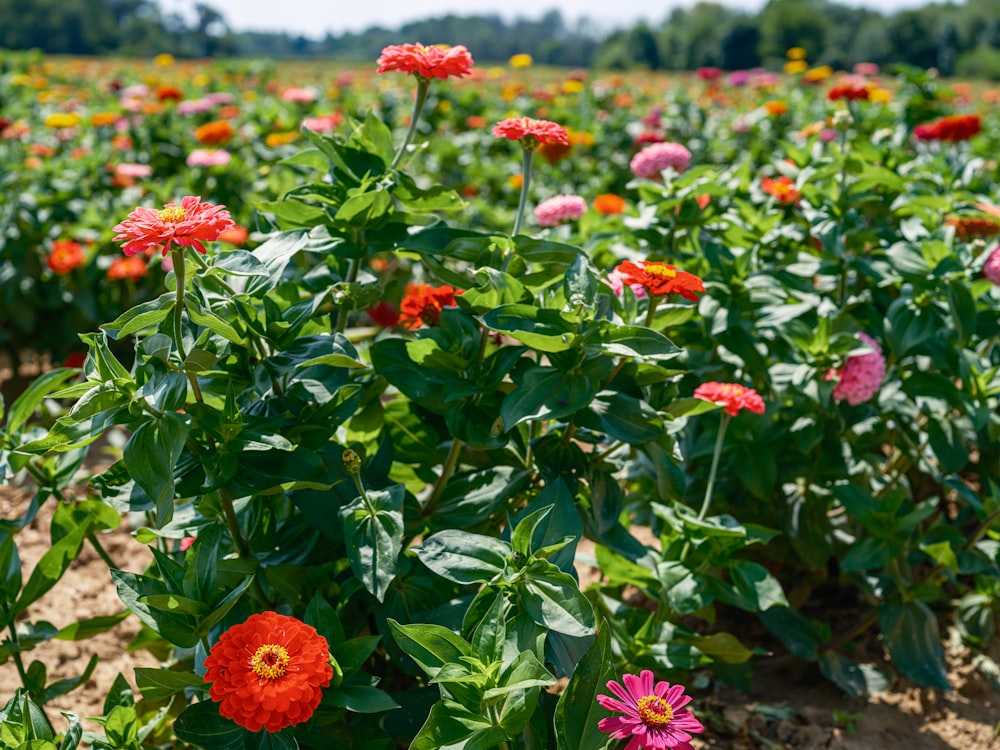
[511,146,533,239]
[87,533,117,569]
[643,295,662,329]
[171,247,188,363]
[6,620,30,690]
[335,256,360,334]
[391,78,430,170]
[680,413,730,561]
[219,490,249,559]
[424,439,463,517]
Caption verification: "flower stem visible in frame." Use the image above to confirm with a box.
[423,438,463,517]
[512,147,534,238]
[390,78,430,170]
[219,489,249,559]
[680,413,730,562]
[171,247,189,363]
[643,296,662,328]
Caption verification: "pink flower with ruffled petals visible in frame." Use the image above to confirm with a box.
[983,245,1000,285]
[597,670,704,749]
[534,195,587,226]
[376,43,474,79]
[113,196,235,257]
[829,332,886,406]
[630,142,691,179]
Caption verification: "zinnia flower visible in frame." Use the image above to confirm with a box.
[829,332,886,406]
[761,175,801,205]
[376,43,474,79]
[195,119,235,145]
[47,240,85,275]
[693,382,766,416]
[913,114,981,142]
[399,283,460,329]
[107,255,147,281]
[827,80,870,102]
[203,611,333,733]
[112,195,235,257]
[534,195,587,227]
[597,670,704,750]
[945,215,1000,240]
[280,87,318,103]
[367,300,400,328]
[629,142,691,179]
[492,116,569,147]
[613,260,704,302]
[603,268,648,300]
[186,149,231,167]
[594,193,627,215]
[984,245,1000,285]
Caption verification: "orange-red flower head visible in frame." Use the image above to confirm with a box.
[594,193,627,215]
[107,256,148,281]
[112,196,235,257]
[613,260,704,302]
[913,113,981,142]
[47,239,85,275]
[376,43,474,79]
[761,175,801,205]
[203,612,333,733]
[492,116,569,148]
[693,382,766,416]
[399,283,460,329]
[195,119,235,146]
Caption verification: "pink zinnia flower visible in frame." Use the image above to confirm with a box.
[630,142,692,179]
[115,163,153,179]
[534,195,587,226]
[829,332,886,406]
[603,268,648,300]
[693,382,766,416]
[492,116,569,146]
[984,245,1000,285]
[113,196,235,257]
[186,149,231,167]
[280,87,318,103]
[376,43,474,79]
[597,670,704,750]
[178,98,214,115]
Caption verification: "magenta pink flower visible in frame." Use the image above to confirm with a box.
[597,670,704,750]
[534,195,587,226]
[186,149,231,167]
[113,196,235,257]
[630,142,691,179]
[829,332,886,406]
[984,245,1000,285]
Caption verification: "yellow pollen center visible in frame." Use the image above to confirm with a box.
[158,206,186,222]
[637,695,674,727]
[644,263,677,279]
[250,644,290,680]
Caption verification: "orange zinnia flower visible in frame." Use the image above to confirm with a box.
[112,196,235,257]
[399,283,460,329]
[614,260,704,302]
[47,239,86,275]
[764,100,788,116]
[693,381,766,416]
[194,119,235,145]
[376,43,474,79]
[594,193,627,215]
[107,255,148,281]
[203,612,333,733]
[761,175,801,205]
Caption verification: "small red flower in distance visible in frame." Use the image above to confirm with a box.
[107,256,148,281]
[614,260,704,302]
[399,283,460,329]
[693,382,766,416]
[203,611,333,733]
[761,175,801,205]
[47,239,86,275]
[112,196,235,257]
[492,116,569,147]
[376,43,474,79]
[914,113,981,142]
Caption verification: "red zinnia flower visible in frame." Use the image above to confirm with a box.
[492,116,569,147]
[47,239,85,275]
[760,175,801,205]
[367,300,400,328]
[203,612,333,733]
[693,381,765,416]
[218,224,249,247]
[827,80,870,102]
[613,260,704,302]
[107,255,148,281]
[376,43,474,79]
[112,196,236,257]
[597,670,704,749]
[913,113,981,142]
[399,283,460,329]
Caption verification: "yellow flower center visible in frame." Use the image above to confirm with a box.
[158,206,186,222]
[250,644,290,680]
[644,263,677,279]
[637,695,674,727]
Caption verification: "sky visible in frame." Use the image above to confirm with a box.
[169,0,933,37]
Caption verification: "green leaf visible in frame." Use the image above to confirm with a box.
[483,649,554,699]
[554,624,615,750]
[410,701,507,750]
[520,560,596,637]
[134,668,206,702]
[413,531,510,585]
[101,293,174,340]
[123,413,190,526]
[172,701,244,750]
[4,369,80,437]
[511,505,553,557]
[110,570,199,648]
[731,561,788,611]
[818,652,892,698]
[339,485,404,602]
[878,600,950,690]
[326,685,399,713]
[14,521,90,617]
[387,620,472,680]
[501,366,598,430]
[480,305,577,353]
[686,632,754,664]
[244,729,300,750]
[38,653,99,704]
[55,612,129,641]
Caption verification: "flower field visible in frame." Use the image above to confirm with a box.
[1,45,999,749]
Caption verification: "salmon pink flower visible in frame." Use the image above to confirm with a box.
[829,333,886,405]
[113,196,235,257]
[534,195,586,227]
[630,142,691,179]
[985,245,1000,285]
[492,116,569,147]
[376,43,474,79]
[694,382,766,416]
[597,670,704,749]
[614,260,704,302]
[203,611,333,733]
[186,149,231,167]
[107,255,148,281]
[47,240,86,275]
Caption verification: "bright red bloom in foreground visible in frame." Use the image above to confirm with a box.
[47,240,85,275]
[492,116,569,147]
[597,670,704,750]
[107,256,148,281]
[694,382,766,416]
[112,196,235,257]
[400,283,460,329]
[913,113,981,142]
[376,43,474,79]
[614,260,704,302]
[203,612,333,733]
[761,175,801,205]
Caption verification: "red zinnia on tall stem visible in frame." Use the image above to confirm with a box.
[597,670,704,749]
[376,43,474,79]
[614,260,704,302]
[693,381,766,416]
[203,612,333,733]
[112,196,235,257]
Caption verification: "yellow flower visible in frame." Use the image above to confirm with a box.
[509,53,533,68]
[562,80,585,94]
[438,99,452,113]
[488,66,507,79]
[193,73,210,87]
[153,53,175,67]
[784,60,808,74]
[786,47,807,60]
[44,112,81,129]
[90,112,118,127]
[803,65,833,83]
[869,88,892,104]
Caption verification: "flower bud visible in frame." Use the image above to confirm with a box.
[343,449,363,475]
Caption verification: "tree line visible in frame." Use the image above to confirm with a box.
[4,0,1000,79]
